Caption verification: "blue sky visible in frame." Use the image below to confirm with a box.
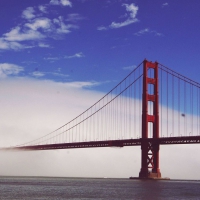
[0,0,200,178]
[0,0,200,90]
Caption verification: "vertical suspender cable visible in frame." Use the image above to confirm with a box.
[139,65,141,139]
[178,76,180,137]
[124,80,126,139]
[167,70,168,137]
[172,73,174,137]
[192,84,193,136]
[184,79,186,136]
[198,87,199,135]
[161,67,163,137]
[190,83,192,136]
[197,88,200,135]
[129,72,131,139]
[134,70,136,138]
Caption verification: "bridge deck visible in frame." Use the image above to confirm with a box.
[2,136,200,151]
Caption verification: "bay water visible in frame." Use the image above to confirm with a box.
[0,176,199,199]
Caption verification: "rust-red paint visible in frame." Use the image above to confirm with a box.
[139,60,161,178]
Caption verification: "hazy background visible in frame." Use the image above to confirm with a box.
[0,78,200,179]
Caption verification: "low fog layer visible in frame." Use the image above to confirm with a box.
[0,78,200,179]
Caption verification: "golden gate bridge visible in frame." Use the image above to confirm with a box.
[3,59,200,179]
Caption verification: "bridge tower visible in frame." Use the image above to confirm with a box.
[139,60,161,179]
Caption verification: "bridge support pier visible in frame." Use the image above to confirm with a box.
[138,60,162,179]
[139,141,161,178]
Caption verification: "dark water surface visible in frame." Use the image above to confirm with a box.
[0,176,199,199]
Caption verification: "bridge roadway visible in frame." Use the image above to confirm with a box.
[2,136,200,151]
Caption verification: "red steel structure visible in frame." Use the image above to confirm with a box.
[139,60,161,179]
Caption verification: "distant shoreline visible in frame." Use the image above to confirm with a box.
[0,176,199,182]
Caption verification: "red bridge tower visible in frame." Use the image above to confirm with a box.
[139,60,161,179]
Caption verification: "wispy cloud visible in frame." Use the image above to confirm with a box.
[110,3,139,29]
[25,18,51,31]
[31,70,71,80]
[66,13,85,22]
[0,63,24,78]
[49,72,69,78]
[97,3,139,30]
[31,71,45,77]
[22,7,36,20]
[65,52,85,59]
[97,26,107,31]
[4,26,45,42]
[38,5,48,13]
[43,52,85,61]
[0,38,25,50]
[53,16,78,34]
[0,0,78,51]
[50,0,72,7]
[30,69,70,79]
[0,62,71,80]
[123,65,137,71]
[44,56,60,60]
[65,81,100,88]
[162,2,169,7]
[38,43,50,48]
[134,28,164,36]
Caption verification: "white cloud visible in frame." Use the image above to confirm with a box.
[7,41,26,50]
[38,43,50,48]
[38,5,47,13]
[65,52,85,59]
[31,71,45,77]
[49,72,69,78]
[44,53,84,60]
[98,3,139,30]
[0,38,10,49]
[0,2,78,51]
[123,65,136,70]
[53,16,78,34]
[0,63,24,78]
[31,70,70,78]
[61,0,72,7]
[22,7,36,20]
[162,2,169,7]
[44,56,60,60]
[3,26,45,41]
[50,0,60,5]
[135,28,149,35]
[66,13,84,22]
[124,3,138,19]
[97,26,107,31]
[0,16,77,50]
[134,28,164,36]
[25,18,52,31]
[50,0,72,7]
[0,38,26,50]
[65,81,100,88]
[109,18,137,29]
[0,37,34,50]
[110,3,138,29]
